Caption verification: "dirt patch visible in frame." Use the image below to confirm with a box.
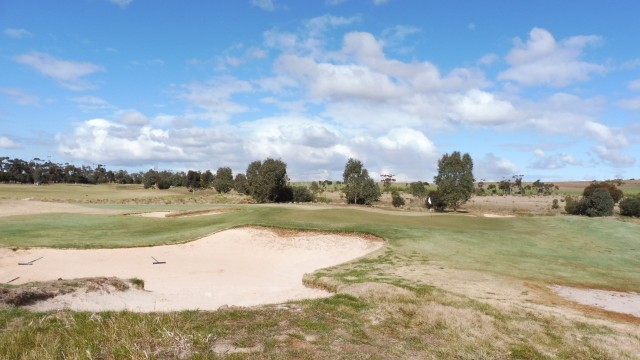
[0,199,121,218]
[130,209,234,218]
[550,285,640,317]
[0,228,382,312]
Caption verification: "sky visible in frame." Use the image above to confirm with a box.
[1,0,639,182]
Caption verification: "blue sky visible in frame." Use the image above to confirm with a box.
[1,0,639,182]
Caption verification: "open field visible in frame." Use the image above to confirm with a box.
[1,184,640,358]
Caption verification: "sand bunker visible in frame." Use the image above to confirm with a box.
[0,228,382,312]
[551,285,640,317]
[132,209,232,218]
[483,213,516,218]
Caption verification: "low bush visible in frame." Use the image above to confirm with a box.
[584,188,614,217]
[391,190,405,208]
[619,196,640,217]
[291,186,314,203]
[426,191,446,212]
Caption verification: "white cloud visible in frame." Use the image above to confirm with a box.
[530,152,579,169]
[3,28,33,39]
[451,89,516,124]
[109,0,132,8]
[56,118,244,167]
[474,153,519,181]
[533,148,545,158]
[0,88,39,106]
[617,96,640,110]
[628,79,640,91]
[251,0,276,11]
[15,52,104,91]
[178,77,253,122]
[118,110,149,126]
[498,27,605,87]
[0,136,20,149]
[70,96,113,112]
[478,53,498,66]
[591,146,635,168]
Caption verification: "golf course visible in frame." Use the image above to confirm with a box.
[1,184,639,359]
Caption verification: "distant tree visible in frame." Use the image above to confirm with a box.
[342,158,380,205]
[498,179,511,195]
[233,173,248,195]
[246,158,290,203]
[391,190,405,208]
[380,174,396,192]
[583,181,623,203]
[245,160,262,198]
[433,151,475,211]
[214,167,233,193]
[142,169,158,189]
[309,181,321,195]
[409,181,427,202]
[200,170,214,189]
[186,170,201,191]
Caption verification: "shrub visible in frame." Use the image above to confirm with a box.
[564,196,588,215]
[291,186,314,203]
[551,199,559,209]
[585,188,614,217]
[619,196,640,217]
[391,190,405,208]
[583,181,623,203]
[426,190,446,212]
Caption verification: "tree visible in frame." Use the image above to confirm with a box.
[234,173,248,194]
[342,158,380,205]
[246,158,290,203]
[433,151,474,211]
[186,170,201,191]
[380,174,396,192]
[200,170,214,189]
[214,167,233,193]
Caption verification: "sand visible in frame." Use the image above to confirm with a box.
[551,286,640,317]
[0,228,382,312]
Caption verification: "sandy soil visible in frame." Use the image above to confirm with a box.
[0,228,382,312]
[0,199,121,217]
[551,286,640,317]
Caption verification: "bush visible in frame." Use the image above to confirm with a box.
[564,196,588,215]
[426,190,446,212]
[619,196,640,217]
[551,199,559,209]
[583,181,623,203]
[291,186,314,203]
[391,190,405,208]
[585,188,614,217]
